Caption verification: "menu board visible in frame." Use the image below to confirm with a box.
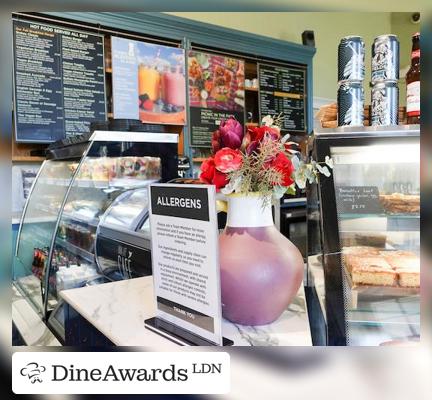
[13,20,106,143]
[111,37,186,125]
[258,63,306,133]
[188,51,245,147]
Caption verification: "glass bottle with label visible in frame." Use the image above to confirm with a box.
[406,32,420,124]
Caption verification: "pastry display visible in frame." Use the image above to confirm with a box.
[379,193,420,214]
[343,247,420,288]
[380,251,420,288]
[341,233,387,248]
[347,255,397,286]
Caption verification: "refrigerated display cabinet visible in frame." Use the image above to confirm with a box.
[14,130,178,342]
[306,124,420,346]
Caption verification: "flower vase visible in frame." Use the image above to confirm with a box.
[219,193,304,326]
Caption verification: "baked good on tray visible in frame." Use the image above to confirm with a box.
[343,247,420,288]
[380,252,420,288]
[379,193,420,214]
[347,256,397,286]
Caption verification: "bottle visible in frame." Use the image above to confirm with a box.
[406,32,420,124]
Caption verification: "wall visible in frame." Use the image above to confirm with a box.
[169,12,416,107]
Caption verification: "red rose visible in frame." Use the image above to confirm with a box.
[271,152,295,187]
[199,157,228,191]
[214,148,243,173]
[213,169,229,190]
[200,157,216,184]
[249,126,280,143]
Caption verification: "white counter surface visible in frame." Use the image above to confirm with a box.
[60,276,312,346]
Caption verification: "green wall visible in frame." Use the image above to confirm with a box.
[169,12,416,106]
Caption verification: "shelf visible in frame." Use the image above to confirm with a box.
[13,156,45,162]
[62,212,99,227]
[105,67,112,73]
[38,177,108,188]
[56,238,94,263]
[339,213,419,232]
[245,122,259,127]
[340,213,419,219]
[245,87,258,92]
[192,157,207,163]
[314,123,420,138]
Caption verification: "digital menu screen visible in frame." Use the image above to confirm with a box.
[13,19,106,143]
[258,63,306,133]
[188,51,245,147]
[111,36,186,125]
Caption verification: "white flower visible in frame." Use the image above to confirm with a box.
[221,175,242,195]
[325,156,334,169]
[281,133,291,144]
[262,115,274,127]
[272,185,286,200]
[315,163,331,177]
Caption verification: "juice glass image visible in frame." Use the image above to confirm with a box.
[138,64,160,101]
[162,67,186,107]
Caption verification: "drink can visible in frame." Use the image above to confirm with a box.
[338,80,364,127]
[338,36,365,81]
[371,80,399,126]
[371,34,400,81]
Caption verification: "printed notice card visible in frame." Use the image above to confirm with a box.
[147,184,223,345]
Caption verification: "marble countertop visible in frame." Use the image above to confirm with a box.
[60,276,312,346]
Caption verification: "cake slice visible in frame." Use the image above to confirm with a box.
[347,256,397,287]
[383,255,420,288]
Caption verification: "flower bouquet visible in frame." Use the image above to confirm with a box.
[200,115,333,200]
[199,115,333,326]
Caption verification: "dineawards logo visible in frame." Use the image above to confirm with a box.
[51,362,189,382]
[12,352,230,394]
[20,362,47,384]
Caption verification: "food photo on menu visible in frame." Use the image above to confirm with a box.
[188,51,245,112]
[111,36,186,124]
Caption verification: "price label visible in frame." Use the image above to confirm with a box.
[335,186,383,214]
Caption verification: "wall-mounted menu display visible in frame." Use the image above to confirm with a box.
[258,63,306,133]
[13,20,106,143]
[111,37,186,125]
[188,51,245,147]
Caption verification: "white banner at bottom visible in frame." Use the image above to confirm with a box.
[12,351,230,394]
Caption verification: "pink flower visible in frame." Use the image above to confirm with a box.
[214,148,243,173]
[212,117,244,153]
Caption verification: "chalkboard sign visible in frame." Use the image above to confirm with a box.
[13,20,106,143]
[258,63,306,133]
[335,186,383,214]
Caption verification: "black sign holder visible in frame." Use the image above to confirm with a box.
[144,317,234,346]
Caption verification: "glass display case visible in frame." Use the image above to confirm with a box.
[95,187,152,281]
[14,131,178,330]
[307,125,420,346]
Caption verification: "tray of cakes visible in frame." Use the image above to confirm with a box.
[342,246,420,308]
[379,192,420,215]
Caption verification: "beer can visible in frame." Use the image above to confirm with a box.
[371,34,400,81]
[338,80,364,127]
[371,80,399,126]
[338,36,365,81]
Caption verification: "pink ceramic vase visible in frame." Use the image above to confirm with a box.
[219,193,304,325]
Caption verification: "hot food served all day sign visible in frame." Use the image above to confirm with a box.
[146,184,224,346]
